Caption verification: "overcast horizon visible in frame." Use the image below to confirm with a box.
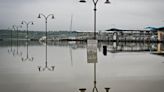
[0,0,164,32]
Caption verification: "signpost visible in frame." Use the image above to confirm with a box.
[87,40,97,63]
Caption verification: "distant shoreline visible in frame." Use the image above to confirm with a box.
[1,38,164,43]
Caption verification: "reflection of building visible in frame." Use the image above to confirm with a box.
[157,43,164,53]
[151,43,164,56]
[100,42,157,53]
[157,27,164,42]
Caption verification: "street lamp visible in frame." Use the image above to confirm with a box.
[21,21,34,41]
[37,13,55,71]
[79,0,110,39]
[13,25,22,56]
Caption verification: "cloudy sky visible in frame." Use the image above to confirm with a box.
[0,0,164,31]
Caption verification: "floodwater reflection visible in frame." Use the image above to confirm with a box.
[0,41,164,92]
[38,60,55,72]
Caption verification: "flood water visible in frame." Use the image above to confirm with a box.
[0,41,164,92]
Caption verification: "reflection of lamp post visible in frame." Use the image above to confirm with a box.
[38,61,55,72]
[13,25,22,56]
[37,13,55,71]
[79,63,110,92]
[81,39,109,92]
[81,39,110,92]
[79,0,110,39]
[21,42,34,62]
[79,88,110,92]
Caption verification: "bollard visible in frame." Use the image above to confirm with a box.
[103,45,107,56]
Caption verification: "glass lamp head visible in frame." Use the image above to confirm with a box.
[79,0,86,3]
[38,14,41,18]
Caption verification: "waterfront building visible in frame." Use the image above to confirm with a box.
[105,28,158,42]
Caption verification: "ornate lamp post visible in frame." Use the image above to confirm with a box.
[21,21,34,62]
[21,21,34,41]
[79,0,110,39]
[37,13,55,71]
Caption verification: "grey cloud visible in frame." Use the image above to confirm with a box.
[0,0,35,3]
[0,0,164,31]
